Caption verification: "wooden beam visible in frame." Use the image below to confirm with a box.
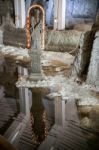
[14,0,25,28]
[54,0,66,30]
[14,0,19,27]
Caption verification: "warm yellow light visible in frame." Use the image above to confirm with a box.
[27,24,30,29]
[27,39,30,43]
[27,34,30,39]
[27,44,30,48]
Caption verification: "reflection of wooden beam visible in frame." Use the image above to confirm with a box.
[18,66,30,116]
[65,100,80,124]
[19,87,30,116]
[54,0,66,30]
[55,96,66,127]
[4,114,29,147]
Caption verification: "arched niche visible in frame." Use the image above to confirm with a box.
[26,4,45,50]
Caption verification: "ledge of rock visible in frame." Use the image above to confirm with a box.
[16,51,74,87]
[45,29,82,52]
[45,23,92,53]
[0,45,31,66]
[87,30,99,86]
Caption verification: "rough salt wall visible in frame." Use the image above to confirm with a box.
[71,10,99,86]
[0,0,15,26]
[0,45,30,67]
[72,0,98,17]
[45,29,82,52]
[66,0,99,26]
[87,31,99,86]
[45,0,99,27]
[3,25,27,48]
[71,30,95,79]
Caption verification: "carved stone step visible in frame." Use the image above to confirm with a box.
[29,73,43,81]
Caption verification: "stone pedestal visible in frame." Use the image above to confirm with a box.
[30,49,41,74]
[29,49,43,81]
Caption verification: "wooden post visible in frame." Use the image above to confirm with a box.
[14,0,25,28]
[54,0,66,30]
[14,0,19,28]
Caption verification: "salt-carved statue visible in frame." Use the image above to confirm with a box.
[31,21,42,49]
[31,10,42,49]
